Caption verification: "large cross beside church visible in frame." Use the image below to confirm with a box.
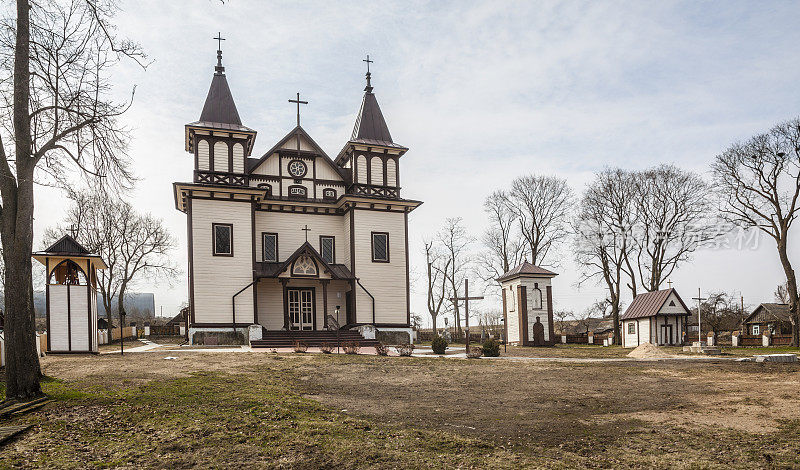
[449,279,484,354]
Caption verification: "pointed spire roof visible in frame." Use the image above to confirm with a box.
[348,65,405,149]
[199,49,242,126]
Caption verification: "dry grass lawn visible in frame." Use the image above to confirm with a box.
[1,349,799,468]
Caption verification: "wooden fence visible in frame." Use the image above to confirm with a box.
[111,327,134,341]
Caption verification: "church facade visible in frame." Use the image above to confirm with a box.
[173,47,421,344]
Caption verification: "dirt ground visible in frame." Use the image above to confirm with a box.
[2,349,800,468]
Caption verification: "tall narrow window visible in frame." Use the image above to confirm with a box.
[532,283,543,309]
[371,232,389,263]
[213,224,233,256]
[263,233,278,262]
[320,236,335,264]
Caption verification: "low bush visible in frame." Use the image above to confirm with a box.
[375,342,389,356]
[431,336,448,355]
[482,338,501,357]
[293,341,308,353]
[466,346,483,359]
[395,343,415,357]
[343,342,361,355]
[320,342,334,354]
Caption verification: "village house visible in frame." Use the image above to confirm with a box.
[743,303,792,336]
[173,46,421,345]
[621,288,691,348]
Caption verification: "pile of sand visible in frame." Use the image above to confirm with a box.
[627,342,673,359]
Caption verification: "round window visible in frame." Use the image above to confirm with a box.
[288,159,307,178]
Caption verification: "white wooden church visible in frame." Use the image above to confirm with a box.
[173,45,421,345]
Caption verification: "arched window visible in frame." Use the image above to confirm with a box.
[213,141,229,172]
[197,139,210,170]
[532,283,543,310]
[370,156,384,185]
[288,185,307,199]
[292,255,318,276]
[48,260,88,286]
[258,183,272,196]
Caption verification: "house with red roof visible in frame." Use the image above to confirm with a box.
[621,288,691,348]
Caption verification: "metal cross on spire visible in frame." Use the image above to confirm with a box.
[363,54,374,92]
[213,32,226,74]
[288,92,308,127]
[214,32,225,51]
[301,224,311,242]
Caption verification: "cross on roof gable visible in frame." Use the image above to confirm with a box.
[248,126,346,181]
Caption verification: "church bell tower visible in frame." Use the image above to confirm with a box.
[335,56,407,199]
[184,34,257,186]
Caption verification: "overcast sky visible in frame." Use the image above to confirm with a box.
[32,0,800,323]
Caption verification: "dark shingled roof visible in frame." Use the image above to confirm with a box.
[42,234,90,255]
[350,91,401,148]
[199,72,242,125]
[745,303,791,323]
[621,288,691,320]
[496,261,558,282]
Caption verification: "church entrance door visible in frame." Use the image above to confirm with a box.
[288,288,314,330]
[660,323,672,345]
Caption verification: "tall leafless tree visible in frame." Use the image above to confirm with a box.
[476,190,525,284]
[423,240,450,336]
[0,0,145,399]
[628,165,712,294]
[712,118,800,345]
[437,217,472,336]
[45,189,178,329]
[774,282,791,304]
[574,168,637,344]
[505,175,573,266]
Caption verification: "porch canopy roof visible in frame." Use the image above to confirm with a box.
[255,241,354,280]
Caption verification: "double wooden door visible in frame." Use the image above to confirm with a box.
[288,288,314,330]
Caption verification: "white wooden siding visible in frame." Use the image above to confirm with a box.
[352,210,407,324]
[213,141,229,172]
[356,155,367,183]
[257,279,284,330]
[70,288,89,351]
[254,211,345,263]
[191,199,254,324]
[522,278,551,342]
[232,143,244,173]
[197,140,210,171]
[280,134,315,152]
[251,153,280,176]
[370,157,384,185]
[342,211,352,267]
[315,159,343,181]
[386,158,397,187]
[49,285,69,351]
[659,292,689,315]
[505,282,520,343]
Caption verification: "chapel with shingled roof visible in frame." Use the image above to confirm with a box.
[173,40,421,346]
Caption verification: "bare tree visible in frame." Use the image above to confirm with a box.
[476,190,525,284]
[438,217,472,336]
[423,240,450,336]
[774,282,791,304]
[712,118,800,345]
[0,0,145,399]
[574,168,637,344]
[700,291,739,339]
[45,190,178,329]
[505,175,573,266]
[628,165,712,294]
[553,309,571,335]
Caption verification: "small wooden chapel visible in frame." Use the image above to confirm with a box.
[497,261,558,346]
[32,235,106,354]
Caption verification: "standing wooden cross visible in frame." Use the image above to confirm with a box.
[449,279,484,354]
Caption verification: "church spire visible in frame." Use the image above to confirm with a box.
[199,33,241,125]
[350,55,395,146]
